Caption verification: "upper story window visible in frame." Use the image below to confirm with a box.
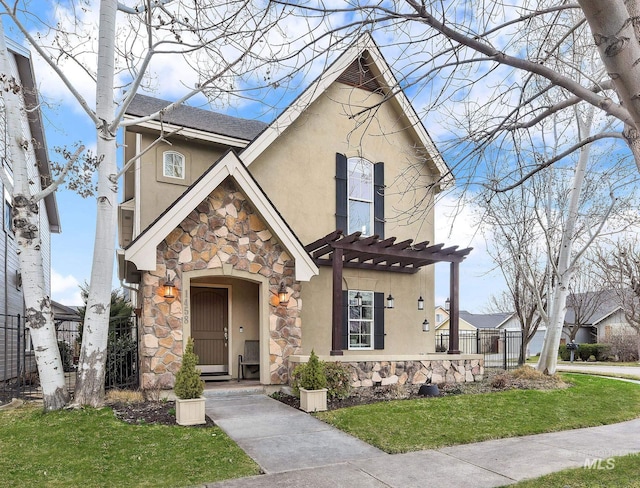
[347,157,373,235]
[163,151,185,179]
[336,153,384,239]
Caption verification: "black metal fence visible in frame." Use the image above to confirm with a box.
[0,314,138,403]
[436,329,524,370]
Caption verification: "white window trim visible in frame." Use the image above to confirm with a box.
[348,289,374,350]
[347,157,374,236]
[162,150,185,179]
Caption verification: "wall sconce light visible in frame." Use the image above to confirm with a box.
[417,295,424,310]
[422,319,430,332]
[163,274,176,299]
[445,297,450,312]
[354,291,363,307]
[278,282,288,306]
[386,294,394,309]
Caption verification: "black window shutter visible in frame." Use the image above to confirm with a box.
[336,153,348,232]
[342,290,349,350]
[374,292,385,350]
[374,162,384,239]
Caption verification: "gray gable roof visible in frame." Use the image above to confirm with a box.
[126,94,268,141]
[459,311,512,329]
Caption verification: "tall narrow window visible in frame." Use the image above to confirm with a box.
[348,290,374,350]
[347,157,373,235]
[4,190,12,234]
[163,151,185,179]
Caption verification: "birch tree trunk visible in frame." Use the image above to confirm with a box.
[537,111,593,374]
[73,0,118,407]
[0,23,69,410]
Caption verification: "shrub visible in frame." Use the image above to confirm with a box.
[558,344,570,361]
[57,340,74,372]
[291,350,327,396]
[324,362,352,399]
[578,343,594,362]
[297,350,327,391]
[174,337,204,399]
[606,333,639,362]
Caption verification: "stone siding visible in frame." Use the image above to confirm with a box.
[347,359,484,387]
[140,178,301,389]
[290,358,484,388]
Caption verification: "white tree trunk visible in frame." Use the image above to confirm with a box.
[537,111,593,374]
[0,22,69,410]
[73,0,118,407]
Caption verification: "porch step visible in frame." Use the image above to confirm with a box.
[203,384,266,398]
[201,373,232,382]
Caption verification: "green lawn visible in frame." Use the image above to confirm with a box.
[315,374,640,453]
[504,454,640,487]
[0,405,260,487]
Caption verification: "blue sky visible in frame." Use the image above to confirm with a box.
[11,1,502,312]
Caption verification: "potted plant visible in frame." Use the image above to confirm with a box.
[174,337,206,425]
[297,349,328,412]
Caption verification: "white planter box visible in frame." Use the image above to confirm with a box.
[300,387,328,412]
[176,397,206,426]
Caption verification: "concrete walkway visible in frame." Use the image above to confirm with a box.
[555,362,640,379]
[201,387,640,488]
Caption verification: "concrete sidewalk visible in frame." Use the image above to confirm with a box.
[202,391,640,488]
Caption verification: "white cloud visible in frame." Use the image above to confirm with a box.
[51,269,83,306]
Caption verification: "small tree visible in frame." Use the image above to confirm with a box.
[174,337,204,399]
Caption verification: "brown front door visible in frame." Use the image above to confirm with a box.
[191,287,229,373]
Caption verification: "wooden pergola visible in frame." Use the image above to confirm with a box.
[304,230,472,355]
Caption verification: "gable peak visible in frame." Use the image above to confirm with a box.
[336,54,382,93]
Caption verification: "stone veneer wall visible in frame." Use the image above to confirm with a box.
[290,358,484,387]
[140,178,302,389]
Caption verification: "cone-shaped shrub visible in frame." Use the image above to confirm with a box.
[174,337,204,399]
[298,349,327,390]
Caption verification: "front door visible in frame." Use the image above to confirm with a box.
[191,287,229,373]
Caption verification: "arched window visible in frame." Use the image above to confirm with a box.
[347,157,373,235]
[163,151,185,179]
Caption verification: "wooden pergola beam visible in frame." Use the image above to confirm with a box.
[304,231,472,356]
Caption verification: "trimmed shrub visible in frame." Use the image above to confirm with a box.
[558,344,570,361]
[174,337,204,399]
[296,350,327,391]
[324,362,352,400]
[291,350,329,396]
[578,343,594,362]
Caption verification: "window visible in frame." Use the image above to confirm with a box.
[436,313,443,324]
[336,153,384,238]
[163,151,185,179]
[347,157,373,235]
[348,290,374,349]
[4,190,12,234]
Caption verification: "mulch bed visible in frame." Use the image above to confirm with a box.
[273,368,569,411]
[107,369,567,424]
[110,400,215,427]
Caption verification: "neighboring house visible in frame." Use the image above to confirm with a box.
[52,300,81,359]
[118,35,480,390]
[0,39,60,385]
[434,307,476,353]
[495,313,546,357]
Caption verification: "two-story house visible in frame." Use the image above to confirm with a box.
[118,35,481,390]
